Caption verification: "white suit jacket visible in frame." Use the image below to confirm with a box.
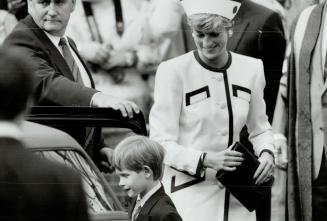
[149,51,274,221]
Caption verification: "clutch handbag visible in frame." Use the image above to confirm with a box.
[216,142,274,211]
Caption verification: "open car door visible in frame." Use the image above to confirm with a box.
[24,106,147,221]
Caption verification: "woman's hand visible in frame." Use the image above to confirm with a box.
[81,42,110,65]
[274,136,288,169]
[203,146,244,172]
[102,50,130,70]
[254,151,275,185]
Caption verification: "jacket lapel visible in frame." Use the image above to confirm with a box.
[135,186,165,221]
[129,198,137,221]
[23,16,75,82]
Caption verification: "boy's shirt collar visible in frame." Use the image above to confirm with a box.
[137,182,161,207]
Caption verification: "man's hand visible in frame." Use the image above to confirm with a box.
[254,151,275,185]
[203,146,244,172]
[91,92,140,118]
[99,147,115,173]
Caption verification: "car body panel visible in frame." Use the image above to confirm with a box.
[21,121,128,221]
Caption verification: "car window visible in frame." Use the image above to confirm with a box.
[34,150,114,214]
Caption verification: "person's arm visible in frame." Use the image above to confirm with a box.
[272,65,288,168]
[148,0,184,39]
[246,59,275,185]
[259,11,286,121]
[6,0,26,16]
[5,29,139,117]
[149,62,203,176]
[4,31,98,106]
[150,61,244,175]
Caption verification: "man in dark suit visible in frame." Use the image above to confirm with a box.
[2,0,139,167]
[227,0,286,122]
[0,47,89,221]
[227,1,286,221]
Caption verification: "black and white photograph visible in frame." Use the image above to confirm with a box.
[0,0,324,221]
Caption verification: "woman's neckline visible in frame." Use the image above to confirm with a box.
[193,50,232,72]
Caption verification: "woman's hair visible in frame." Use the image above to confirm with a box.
[188,13,233,33]
[112,135,165,180]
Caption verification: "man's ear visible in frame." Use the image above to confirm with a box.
[143,165,153,179]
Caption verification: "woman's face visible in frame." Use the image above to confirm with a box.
[192,27,229,64]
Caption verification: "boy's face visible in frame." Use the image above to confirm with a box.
[116,168,149,198]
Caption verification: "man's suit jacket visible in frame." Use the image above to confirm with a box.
[227,0,286,121]
[2,15,103,161]
[0,137,89,221]
[129,186,182,221]
[3,15,98,107]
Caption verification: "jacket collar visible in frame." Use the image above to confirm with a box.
[22,16,85,83]
[129,186,166,221]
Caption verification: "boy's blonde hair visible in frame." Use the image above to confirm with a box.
[188,13,233,33]
[112,135,165,180]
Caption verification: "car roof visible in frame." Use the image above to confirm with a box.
[21,121,81,149]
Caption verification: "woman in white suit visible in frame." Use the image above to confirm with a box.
[149,0,275,220]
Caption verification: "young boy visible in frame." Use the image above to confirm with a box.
[112,135,182,221]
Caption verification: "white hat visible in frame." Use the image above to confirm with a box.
[181,0,241,20]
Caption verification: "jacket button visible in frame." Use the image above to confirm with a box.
[221,131,228,136]
[217,75,223,81]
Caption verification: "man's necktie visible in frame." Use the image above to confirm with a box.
[132,199,142,221]
[59,37,84,85]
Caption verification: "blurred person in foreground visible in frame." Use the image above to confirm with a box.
[149,0,275,220]
[0,47,89,221]
[273,1,327,220]
[113,135,182,221]
[2,0,140,168]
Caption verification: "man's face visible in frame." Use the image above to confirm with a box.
[28,0,76,36]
